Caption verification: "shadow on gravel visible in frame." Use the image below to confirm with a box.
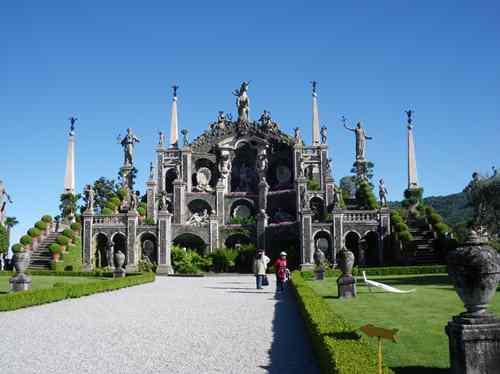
[205,286,256,290]
[391,366,449,374]
[228,291,274,294]
[260,287,320,374]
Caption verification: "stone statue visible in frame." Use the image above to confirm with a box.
[333,184,342,208]
[233,81,250,122]
[259,110,271,126]
[320,126,327,144]
[217,111,226,124]
[120,128,140,166]
[84,184,95,212]
[313,247,326,267]
[219,154,232,176]
[129,190,139,210]
[187,209,209,226]
[379,179,388,206]
[175,162,182,180]
[294,127,301,144]
[326,158,332,176]
[299,157,306,178]
[69,116,77,136]
[107,243,114,269]
[158,131,165,146]
[0,180,13,224]
[149,162,154,179]
[300,186,308,209]
[343,120,372,160]
[256,152,268,181]
[158,191,168,211]
[181,129,189,146]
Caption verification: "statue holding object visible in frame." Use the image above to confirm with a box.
[343,118,372,160]
[120,128,140,166]
[233,81,250,123]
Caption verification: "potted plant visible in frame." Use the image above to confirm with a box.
[41,215,53,234]
[20,235,33,251]
[55,235,69,252]
[62,229,75,244]
[27,227,42,248]
[70,222,81,235]
[49,243,62,262]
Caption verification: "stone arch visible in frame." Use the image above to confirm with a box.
[229,198,255,221]
[112,232,128,266]
[173,233,207,254]
[187,199,213,215]
[363,230,379,267]
[231,142,258,192]
[344,231,362,266]
[224,234,252,248]
[165,168,177,193]
[313,229,332,262]
[309,196,325,222]
[94,232,109,268]
[138,231,158,264]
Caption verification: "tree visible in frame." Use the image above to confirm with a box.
[4,216,18,243]
[59,193,81,221]
[92,177,119,210]
[339,176,356,201]
[0,224,8,253]
[464,173,500,236]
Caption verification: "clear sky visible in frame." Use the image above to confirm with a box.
[1,1,499,244]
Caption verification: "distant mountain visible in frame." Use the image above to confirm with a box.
[388,191,473,227]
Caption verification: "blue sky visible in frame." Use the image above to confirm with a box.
[1,1,499,244]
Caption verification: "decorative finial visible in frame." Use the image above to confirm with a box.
[68,116,77,135]
[405,110,414,125]
[172,85,179,98]
[341,115,347,127]
[310,81,317,95]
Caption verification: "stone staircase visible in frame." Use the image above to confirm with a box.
[28,232,59,270]
[406,217,439,265]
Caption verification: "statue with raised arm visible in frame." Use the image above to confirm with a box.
[378,179,388,206]
[343,120,372,160]
[120,128,140,166]
[69,116,77,136]
[181,129,189,146]
[320,126,328,144]
[233,81,250,122]
[158,131,165,146]
[0,180,13,224]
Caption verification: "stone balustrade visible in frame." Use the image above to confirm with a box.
[343,211,379,222]
[93,214,127,226]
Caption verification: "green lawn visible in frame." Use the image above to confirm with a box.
[307,274,500,373]
[0,275,110,294]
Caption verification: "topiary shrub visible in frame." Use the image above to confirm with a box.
[391,214,403,225]
[62,228,75,240]
[70,222,81,232]
[171,246,210,274]
[398,230,414,242]
[355,181,378,210]
[11,243,24,253]
[35,221,48,230]
[20,235,32,246]
[42,215,53,223]
[101,207,113,216]
[394,222,409,233]
[56,235,69,246]
[208,249,238,272]
[434,222,450,236]
[49,243,62,254]
[116,188,127,201]
[429,213,443,225]
[28,228,42,238]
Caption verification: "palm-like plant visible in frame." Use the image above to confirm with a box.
[4,216,19,241]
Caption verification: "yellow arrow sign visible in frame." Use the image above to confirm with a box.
[360,324,399,374]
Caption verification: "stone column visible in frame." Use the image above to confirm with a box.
[300,210,313,270]
[82,211,94,271]
[156,149,165,193]
[332,210,343,259]
[258,179,269,212]
[325,176,335,209]
[216,179,225,225]
[181,147,192,192]
[256,209,268,250]
[157,209,173,275]
[173,179,186,224]
[125,210,138,272]
[293,145,302,181]
[209,214,219,252]
[146,178,157,223]
[407,123,419,190]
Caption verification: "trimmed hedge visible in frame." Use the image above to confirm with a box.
[11,243,23,253]
[28,227,42,238]
[49,243,62,254]
[0,272,155,311]
[41,215,53,223]
[301,265,448,279]
[56,235,69,246]
[35,221,48,230]
[291,271,393,373]
[20,235,32,246]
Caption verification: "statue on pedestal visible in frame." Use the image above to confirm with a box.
[379,179,388,206]
[129,190,139,211]
[158,191,168,211]
[0,180,13,224]
[84,184,95,212]
[219,153,232,177]
[294,127,302,145]
[320,126,328,144]
[233,81,250,122]
[181,129,189,146]
[158,131,165,146]
[343,118,372,160]
[120,128,140,166]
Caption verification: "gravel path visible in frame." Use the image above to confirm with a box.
[0,275,319,374]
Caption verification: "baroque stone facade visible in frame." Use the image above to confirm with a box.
[82,84,390,273]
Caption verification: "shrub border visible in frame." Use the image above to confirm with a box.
[0,272,155,311]
[290,271,394,373]
[301,265,447,280]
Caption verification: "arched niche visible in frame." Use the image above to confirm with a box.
[230,142,257,192]
[139,232,158,264]
[94,233,109,268]
[173,233,207,255]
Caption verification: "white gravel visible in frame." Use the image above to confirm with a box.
[0,275,319,374]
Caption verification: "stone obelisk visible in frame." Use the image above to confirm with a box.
[406,110,419,190]
[64,117,76,194]
[169,85,179,148]
[311,81,320,145]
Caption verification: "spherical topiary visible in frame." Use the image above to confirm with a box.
[49,243,62,254]
[41,215,53,223]
[137,206,146,217]
[62,228,75,239]
[35,221,48,230]
[56,235,69,246]
[429,213,443,225]
[28,227,42,238]
[12,243,24,253]
[398,231,413,242]
[394,222,409,233]
[70,222,81,232]
[434,222,450,235]
[101,207,113,216]
[425,206,434,216]
[20,235,32,246]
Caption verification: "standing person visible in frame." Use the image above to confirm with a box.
[253,249,267,290]
[274,252,289,292]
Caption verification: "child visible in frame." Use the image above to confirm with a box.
[274,252,289,292]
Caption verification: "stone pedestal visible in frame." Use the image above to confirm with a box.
[146,178,157,223]
[82,212,94,271]
[113,268,126,278]
[157,209,174,275]
[314,268,325,280]
[446,316,500,374]
[9,273,32,292]
[256,209,268,250]
[337,274,357,298]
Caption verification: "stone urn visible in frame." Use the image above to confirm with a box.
[337,249,355,276]
[114,250,126,269]
[13,252,30,274]
[447,231,500,319]
[313,248,326,280]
